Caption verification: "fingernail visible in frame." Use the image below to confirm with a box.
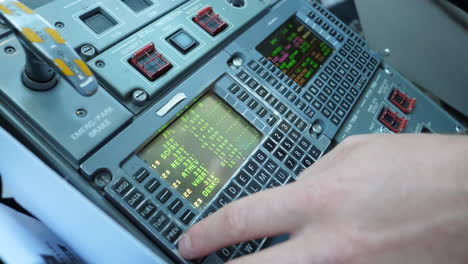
[179,233,193,259]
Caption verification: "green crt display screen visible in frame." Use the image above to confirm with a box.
[256,16,333,87]
[139,94,263,210]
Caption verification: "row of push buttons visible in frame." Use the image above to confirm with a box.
[111,168,196,244]
[203,120,322,261]
[242,61,309,132]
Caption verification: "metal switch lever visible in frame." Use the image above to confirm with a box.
[0,0,98,96]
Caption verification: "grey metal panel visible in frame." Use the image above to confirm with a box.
[35,0,188,52]
[355,0,468,116]
[88,0,271,100]
[0,37,133,164]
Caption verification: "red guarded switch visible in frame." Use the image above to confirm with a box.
[379,107,408,133]
[388,88,416,114]
[129,43,172,81]
[194,7,228,36]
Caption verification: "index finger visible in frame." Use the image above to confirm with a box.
[178,182,307,259]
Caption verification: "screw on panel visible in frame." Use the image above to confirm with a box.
[76,108,87,118]
[132,89,148,106]
[312,123,323,135]
[80,44,97,60]
[55,21,65,28]
[228,56,244,70]
[95,60,105,68]
[456,126,466,134]
[94,171,112,190]
[4,46,16,55]
[383,48,391,57]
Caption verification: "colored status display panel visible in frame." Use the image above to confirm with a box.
[256,16,333,87]
[139,94,262,210]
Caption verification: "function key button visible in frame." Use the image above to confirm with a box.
[273,147,287,161]
[358,56,366,65]
[340,100,351,110]
[321,107,332,118]
[246,78,260,90]
[342,80,351,89]
[266,115,279,126]
[259,57,268,65]
[271,129,284,142]
[276,71,285,80]
[240,241,259,255]
[337,34,344,42]
[284,157,298,170]
[217,247,235,262]
[244,160,259,175]
[331,115,341,126]
[329,60,338,69]
[163,223,182,244]
[169,199,183,214]
[289,129,301,141]
[267,75,279,86]
[292,85,302,94]
[318,93,328,103]
[347,55,356,64]
[337,87,346,96]
[285,111,298,123]
[266,179,281,189]
[247,99,259,110]
[238,91,249,102]
[237,70,250,82]
[295,99,307,111]
[345,94,355,103]
[274,168,289,184]
[255,86,269,98]
[319,73,329,82]
[309,85,320,95]
[126,189,145,208]
[351,50,359,58]
[225,181,241,199]
[246,180,262,194]
[257,68,269,79]
[308,12,316,19]
[150,211,170,232]
[292,147,304,160]
[363,51,370,59]
[264,159,279,174]
[333,73,343,82]
[332,93,341,103]
[113,178,133,197]
[228,84,240,94]
[276,83,288,94]
[144,178,160,193]
[180,209,195,225]
[336,108,346,118]
[215,192,231,208]
[346,74,355,83]
[138,201,157,220]
[322,23,330,31]
[255,169,271,185]
[278,121,291,133]
[343,62,351,71]
[344,44,351,51]
[298,138,311,151]
[275,102,288,114]
[295,119,307,132]
[254,150,268,164]
[256,107,268,118]
[339,49,347,57]
[347,39,355,46]
[133,168,149,183]
[350,88,359,97]
[312,100,323,111]
[286,79,295,87]
[329,79,338,89]
[323,86,333,96]
[248,60,260,71]
[263,138,277,152]
[281,138,294,151]
[302,155,315,167]
[310,145,322,160]
[304,107,316,119]
[286,91,297,103]
[355,62,364,70]
[355,45,363,52]
[314,79,325,88]
[330,29,337,36]
[266,94,279,107]
[267,64,277,73]
[303,92,314,102]
[235,170,251,186]
[157,188,172,204]
[315,17,323,25]
[326,100,337,111]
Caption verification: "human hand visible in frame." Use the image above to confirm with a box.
[178,134,468,264]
